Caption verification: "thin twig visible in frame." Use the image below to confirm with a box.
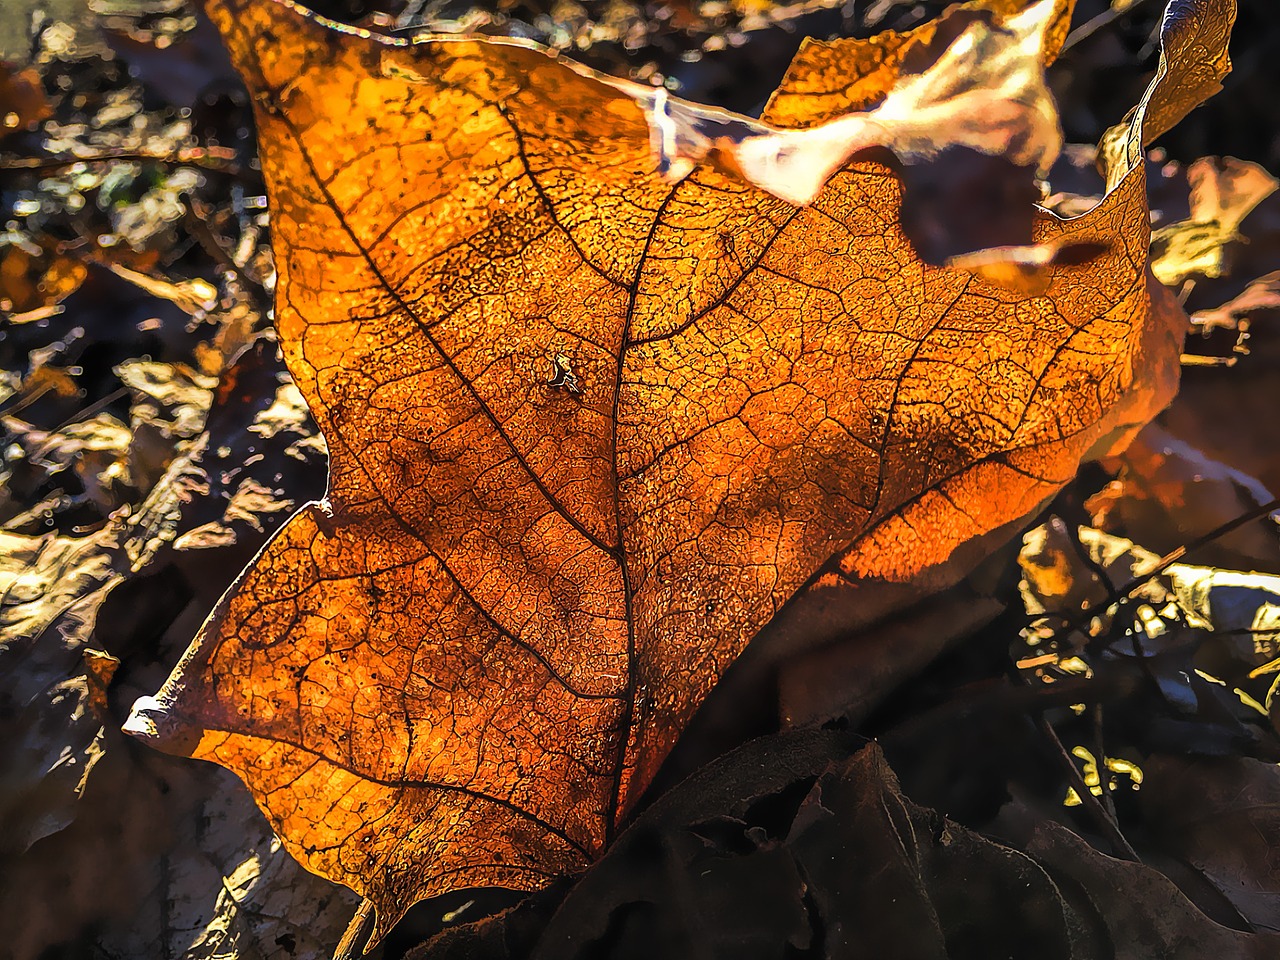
[1035,713,1141,862]
[1144,495,1280,572]
[47,386,129,434]
[1057,496,1280,647]
[0,377,59,418]
[0,146,240,174]
[1089,702,1117,821]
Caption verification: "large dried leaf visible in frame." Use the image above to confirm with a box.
[129,0,1234,937]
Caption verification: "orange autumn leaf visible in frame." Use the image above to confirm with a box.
[127,0,1233,940]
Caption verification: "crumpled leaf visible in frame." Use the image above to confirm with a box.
[762,0,1073,125]
[0,353,233,866]
[1099,0,1236,190]
[628,0,1065,208]
[1151,157,1278,287]
[0,500,177,857]
[129,0,1231,938]
[1,735,357,960]
[0,329,341,959]
[89,767,359,960]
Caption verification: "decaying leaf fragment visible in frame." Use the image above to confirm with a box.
[128,0,1234,940]
[1151,157,1279,287]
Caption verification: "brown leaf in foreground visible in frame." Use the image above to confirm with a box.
[1144,755,1280,932]
[1025,820,1280,959]
[128,0,1233,937]
[417,735,1280,959]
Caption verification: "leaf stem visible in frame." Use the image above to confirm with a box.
[332,899,375,960]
